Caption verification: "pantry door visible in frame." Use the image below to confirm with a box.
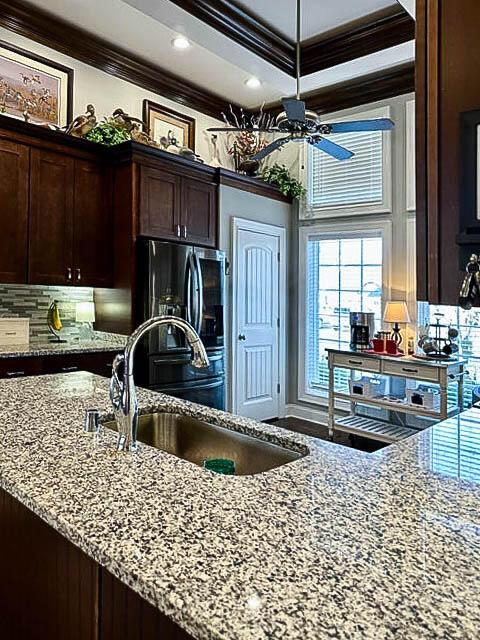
[232,218,286,420]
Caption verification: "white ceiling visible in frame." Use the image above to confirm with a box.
[234,0,400,41]
[21,0,414,111]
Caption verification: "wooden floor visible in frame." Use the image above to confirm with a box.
[267,417,386,453]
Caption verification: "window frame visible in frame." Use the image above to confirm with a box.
[302,106,393,220]
[298,218,392,405]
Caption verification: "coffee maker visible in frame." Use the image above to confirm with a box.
[350,312,375,350]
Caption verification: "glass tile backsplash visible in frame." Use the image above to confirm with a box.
[0,284,93,342]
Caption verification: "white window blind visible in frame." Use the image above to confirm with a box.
[309,126,384,209]
[305,232,383,396]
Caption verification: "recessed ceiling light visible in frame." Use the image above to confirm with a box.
[245,77,262,89]
[172,36,191,50]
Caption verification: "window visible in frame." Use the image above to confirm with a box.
[303,228,385,398]
[305,107,391,218]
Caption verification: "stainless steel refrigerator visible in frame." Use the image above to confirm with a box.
[134,238,226,410]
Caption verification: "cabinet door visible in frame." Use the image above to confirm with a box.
[181,178,217,247]
[29,149,74,285]
[139,166,181,240]
[0,140,29,283]
[73,160,113,287]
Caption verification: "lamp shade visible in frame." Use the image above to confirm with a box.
[383,301,411,324]
[76,301,95,323]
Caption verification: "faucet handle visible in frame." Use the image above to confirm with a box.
[109,353,125,409]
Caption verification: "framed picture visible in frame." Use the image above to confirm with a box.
[143,99,195,151]
[0,40,73,127]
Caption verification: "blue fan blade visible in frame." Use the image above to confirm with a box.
[329,118,394,133]
[311,137,354,161]
[282,98,305,123]
[251,136,291,161]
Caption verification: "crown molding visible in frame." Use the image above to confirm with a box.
[0,0,235,120]
[301,6,415,77]
[264,63,415,116]
[168,0,296,76]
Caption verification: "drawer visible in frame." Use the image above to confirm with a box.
[0,357,41,379]
[331,352,381,373]
[382,360,440,382]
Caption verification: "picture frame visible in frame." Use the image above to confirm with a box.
[0,40,73,128]
[143,99,195,151]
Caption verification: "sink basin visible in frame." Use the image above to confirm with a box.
[103,412,305,475]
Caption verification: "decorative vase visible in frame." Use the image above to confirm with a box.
[238,156,260,177]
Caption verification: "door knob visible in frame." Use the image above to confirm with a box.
[238,334,246,341]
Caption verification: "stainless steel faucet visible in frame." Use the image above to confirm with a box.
[109,315,209,452]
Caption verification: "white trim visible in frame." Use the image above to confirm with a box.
[230,217,287,419]
[406,99,416,212]
[285,403,329,426]
[297,217,393,407]
[303,106,393,220]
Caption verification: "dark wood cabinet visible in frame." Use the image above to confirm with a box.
[416,0,480,304]
[182,177,217,247]
[28,149,112,287]
[139,165,181,241]
[0,350,120,380]
[28,148,75,285]
[0,139,29,283]
[74,160,113,287]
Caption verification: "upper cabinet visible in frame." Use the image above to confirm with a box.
[29,150,112,287]
[138,161,217,248]
[0,140,29,283]
[416,0,480,304]
[29,149,75,286]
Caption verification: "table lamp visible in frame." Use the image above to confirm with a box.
[383,301,411,346]
[76,301,95,340]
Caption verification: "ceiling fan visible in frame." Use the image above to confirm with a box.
[208,0,394,162]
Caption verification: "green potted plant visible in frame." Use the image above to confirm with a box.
[84,118,131,146]
[260,163,306,199]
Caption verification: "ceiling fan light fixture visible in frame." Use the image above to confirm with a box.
[245,76,262,89]
[172,35,191,50]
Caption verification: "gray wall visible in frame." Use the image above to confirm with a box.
[218,185,294,411]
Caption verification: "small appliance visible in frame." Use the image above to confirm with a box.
[349,312,375,351]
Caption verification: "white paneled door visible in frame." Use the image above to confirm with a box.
[232,219,285,420]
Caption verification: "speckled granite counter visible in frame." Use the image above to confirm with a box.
[0,332,126,358]
[1,371,479,640]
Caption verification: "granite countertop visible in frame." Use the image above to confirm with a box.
[0,333,126,358]
[0,372,479,639]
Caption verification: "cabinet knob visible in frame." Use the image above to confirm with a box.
[66,267,72,281]
[238,334,246,341]
[76,268,82,282]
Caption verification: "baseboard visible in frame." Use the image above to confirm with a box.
[285,403,329,426]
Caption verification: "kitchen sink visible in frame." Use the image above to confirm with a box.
[103,412,305,475]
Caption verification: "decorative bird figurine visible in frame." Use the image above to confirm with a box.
[65,104,96,137]
[130,122,160,148]
[111,108,144,133]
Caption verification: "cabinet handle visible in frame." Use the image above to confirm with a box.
[66,267,73,281]
[238,334,246,341]
[401,367,419,374]
[6,371,25,377]
[348,359,363,366]
[176,224,181,237]
[76,268,81,282]
[183,225,187,238]
[61,366,78,372]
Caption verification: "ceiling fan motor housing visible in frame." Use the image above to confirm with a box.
[276,109,320,133]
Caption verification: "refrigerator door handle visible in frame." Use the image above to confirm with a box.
[193,253,204,334]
